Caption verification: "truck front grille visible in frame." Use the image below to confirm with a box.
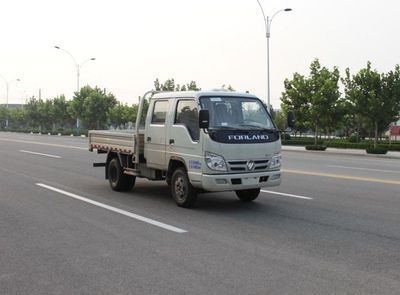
[227,159,269,172]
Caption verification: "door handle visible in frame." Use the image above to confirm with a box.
[147,137,151,142]
[169,139,175,145]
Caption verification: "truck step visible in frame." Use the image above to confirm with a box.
[124,168,140,176]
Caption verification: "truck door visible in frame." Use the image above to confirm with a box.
[144,99,169,169]
[166,99,202,184]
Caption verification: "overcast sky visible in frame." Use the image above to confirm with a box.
[1,0,399,109]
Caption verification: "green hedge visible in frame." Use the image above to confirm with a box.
[282,139,324,146]
[282,138,400,152]
[305,145,327,151]
[324,141,400,151]
[324,141,370,149]
[366,146,388,154]
[380,144,400,151]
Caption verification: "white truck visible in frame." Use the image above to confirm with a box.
[89,90,293,207]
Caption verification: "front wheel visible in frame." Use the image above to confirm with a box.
[171,168,197,208]
[235,188,260,202]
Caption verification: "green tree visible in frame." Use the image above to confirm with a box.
[154,78,201,92]
[80,87,117,129]
[281,72,310,135]
[221,84,235,91]
[154,78,176,91]
[39,99,55,131]
[67,86,117,130]
[137,96,149,127]
[53,95,73,129]
[67,86,93,130]
[9,108,27,129]
[281,59,341,144]
[0,107,8,129]
[341,69,364,140]
[25,97,43,129]
[108,103,138,128]
[186,81,201,91]
[343,62,400,147]
[273,110,287,132]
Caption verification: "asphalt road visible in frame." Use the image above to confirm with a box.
[1,132,400,295]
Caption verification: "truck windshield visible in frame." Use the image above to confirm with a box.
[200,96,275,130]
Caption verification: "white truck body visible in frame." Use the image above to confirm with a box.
[89,90,282,207]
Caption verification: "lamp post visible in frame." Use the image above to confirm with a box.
[256,1,292,112]
[54,46,96,135]
[1,75,21,128]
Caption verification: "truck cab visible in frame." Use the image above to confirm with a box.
[89,90,282,207]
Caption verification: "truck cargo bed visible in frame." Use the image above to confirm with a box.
[89,130,144,155]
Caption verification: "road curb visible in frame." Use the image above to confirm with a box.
[282,146,400,160]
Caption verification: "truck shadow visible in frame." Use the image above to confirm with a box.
[129,180,271,213]
[115,180,319,232]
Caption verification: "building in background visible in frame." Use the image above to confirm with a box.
[389,117,400,141]
[0,103,24,109]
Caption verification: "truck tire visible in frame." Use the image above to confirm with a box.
[235,188,260,202]
[108,158,135,191]
[123,175,136,191]
[171,167,197,208]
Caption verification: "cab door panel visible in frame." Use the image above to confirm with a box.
[166,99,202,183]
[145,100,169,169]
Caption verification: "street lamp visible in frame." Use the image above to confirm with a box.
[256,1,292,111]
[54,46,96,134]
[0,75,21,128]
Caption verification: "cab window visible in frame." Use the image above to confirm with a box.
[175,100,199,141]
[151,100,169,124]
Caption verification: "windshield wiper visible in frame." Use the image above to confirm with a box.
[209,126,239,130]
[236,124,277,132]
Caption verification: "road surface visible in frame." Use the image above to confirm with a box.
[1,132,400,294]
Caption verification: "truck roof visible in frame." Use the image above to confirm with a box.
[152,90,259,100]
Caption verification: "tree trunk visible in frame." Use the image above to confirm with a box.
[314,123,318,146]
[357,119,360,143]
[374,121,378,148]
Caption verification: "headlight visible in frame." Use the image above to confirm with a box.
[268,153,282,169]
[205,152,227,172]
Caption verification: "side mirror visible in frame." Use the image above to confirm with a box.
[287,111,296,129]
[199,109,210,129]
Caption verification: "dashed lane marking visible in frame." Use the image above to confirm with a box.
[261,190,313,200]
[20,150,61,158]
[36,183,187,234]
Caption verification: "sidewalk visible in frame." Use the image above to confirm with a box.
[282,145,400,159]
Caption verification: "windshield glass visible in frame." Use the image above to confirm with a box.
[200,96,275,130]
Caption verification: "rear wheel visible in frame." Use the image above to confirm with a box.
[123,175,136,191]
[108,158,135,191]
[171,167,197,208]
[235,188,260,202]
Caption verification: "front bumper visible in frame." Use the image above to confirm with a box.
[200,170,281,192]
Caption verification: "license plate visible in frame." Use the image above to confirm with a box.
[242,177,259,185]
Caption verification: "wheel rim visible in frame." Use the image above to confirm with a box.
[110,165,118,184]
[174,176,186,201]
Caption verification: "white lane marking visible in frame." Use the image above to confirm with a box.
[0,138,87,150]
[36,183,187,233]
[261,190,313,200]
[328,165,400,174]
[20,150,61,159]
